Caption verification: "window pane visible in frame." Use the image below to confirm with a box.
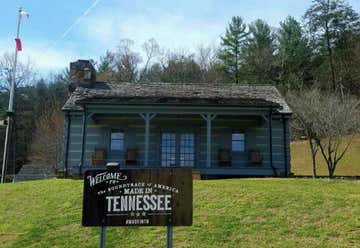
[111,140,124,150]
[161,133,176,166]
[232,141,244,151]
[111,132,124,140]
[232,133,244,141]
[180,133,194,166]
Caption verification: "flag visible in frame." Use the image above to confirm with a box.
[15,38,22,51]
[16,9,29,51]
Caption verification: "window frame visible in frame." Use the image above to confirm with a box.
[231,132,245,152]
[160,131,196,167]
[110,130,124,151]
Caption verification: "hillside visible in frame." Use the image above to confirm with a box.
[0,179,359,247]
[291,136,360,176]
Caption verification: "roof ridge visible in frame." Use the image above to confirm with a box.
[99,81,277,87]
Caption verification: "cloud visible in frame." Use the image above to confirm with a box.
[25,46,77,72]
[120,13,223,51]
[79,5,224,54]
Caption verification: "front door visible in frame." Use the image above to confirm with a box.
[161,132,195,167]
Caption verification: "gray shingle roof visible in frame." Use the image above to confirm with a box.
[62,82,292,114]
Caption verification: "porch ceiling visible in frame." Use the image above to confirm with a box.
[84,104,274,116]
[91,113,264,127]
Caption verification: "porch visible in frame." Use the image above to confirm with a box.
[64,105,288,177]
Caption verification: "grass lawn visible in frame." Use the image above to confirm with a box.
[291,136,360,176]
[0,179,359,247]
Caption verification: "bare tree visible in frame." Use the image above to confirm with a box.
[313,93,360,178]
[287,89,322,178]
[140,38,161,81]
[288,88,360,178]
[197,45,213,71]
[0,52,33,92]
[30,101,64,171]
[159,49,202,83]
[196,45,222,83]
[113,39,141,82]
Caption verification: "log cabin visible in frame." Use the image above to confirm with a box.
[61,60,292,178]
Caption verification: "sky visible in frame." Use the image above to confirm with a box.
[1,0,360,76]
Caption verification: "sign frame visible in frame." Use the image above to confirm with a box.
[82,168,193,227]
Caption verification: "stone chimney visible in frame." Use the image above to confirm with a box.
[69,60,96,92]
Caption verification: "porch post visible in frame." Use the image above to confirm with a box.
[282,114,288,177]
[64,112,71,178]
[79,108,87,175]
[140,113,156,166]
[201,114,216,168]
[268,109,275,176]
[80,109,94,175]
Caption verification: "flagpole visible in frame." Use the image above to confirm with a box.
[1,7,22,183]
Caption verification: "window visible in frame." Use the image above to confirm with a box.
[161,133,176,166]
[180,133,195,166]
[110,131,124,151]
[161,132,195,166]
[232,132,245,152]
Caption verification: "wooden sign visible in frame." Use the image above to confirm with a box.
[82,168,193,227]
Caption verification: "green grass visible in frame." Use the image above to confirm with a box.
[291,136,360,176]
[0,179,359,247]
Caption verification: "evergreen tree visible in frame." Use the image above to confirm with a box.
[219,16,248,84]
[97,51,115,81]
[242,19,277,84]
[304,0,360,92]
[278,16,312,90]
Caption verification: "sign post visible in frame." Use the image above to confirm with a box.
[99,226,106,248]
[166,226,173,248]
[82,168,193,247]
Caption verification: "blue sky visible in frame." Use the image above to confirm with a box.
[1,0,360,75]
